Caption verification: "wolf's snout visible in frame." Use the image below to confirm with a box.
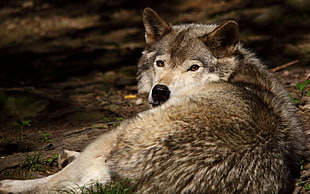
[151,84,170,106]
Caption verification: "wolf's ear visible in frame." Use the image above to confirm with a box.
[200,20,239,58]
[143,8,171,48]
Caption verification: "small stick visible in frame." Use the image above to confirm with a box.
[270,60,299,72]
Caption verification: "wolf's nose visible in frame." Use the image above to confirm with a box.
[151,84,170,107]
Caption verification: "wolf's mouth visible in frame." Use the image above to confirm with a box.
[150,84,170,107]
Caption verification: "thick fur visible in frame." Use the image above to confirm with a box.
[0,8,305,194]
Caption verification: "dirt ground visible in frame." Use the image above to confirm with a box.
[0,0,309,193]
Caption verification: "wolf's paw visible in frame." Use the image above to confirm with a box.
[58,149,80,169]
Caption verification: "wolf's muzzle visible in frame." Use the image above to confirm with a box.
[151,84,170,107]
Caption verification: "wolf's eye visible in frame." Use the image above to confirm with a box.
[188,65,200,71]
[156,60,165,67]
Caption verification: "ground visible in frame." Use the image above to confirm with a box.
[0,0,309,193]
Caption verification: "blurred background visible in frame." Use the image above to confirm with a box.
[0,0,309,191]
[0,0,309,86]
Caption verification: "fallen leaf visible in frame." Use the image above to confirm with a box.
[124,94,137,99]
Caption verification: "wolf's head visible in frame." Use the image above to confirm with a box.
[138,8,240,107]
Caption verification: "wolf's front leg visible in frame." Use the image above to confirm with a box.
[0,130,118,193]
[0,155,111,193]
[0,174,56,194]
[0,151,111,194]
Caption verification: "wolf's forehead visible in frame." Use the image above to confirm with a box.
[171,24,217,39]
[162,24,217,63]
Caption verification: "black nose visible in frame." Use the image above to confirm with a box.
[151,84,170,107]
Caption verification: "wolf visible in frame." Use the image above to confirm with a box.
[0,7,306,194]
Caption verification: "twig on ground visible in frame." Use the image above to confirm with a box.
[270,60,299,72]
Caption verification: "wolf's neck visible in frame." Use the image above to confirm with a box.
[228,48,287,102]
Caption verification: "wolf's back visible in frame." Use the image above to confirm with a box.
[110,79,304,194]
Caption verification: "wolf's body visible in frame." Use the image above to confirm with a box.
[0,8,305,194]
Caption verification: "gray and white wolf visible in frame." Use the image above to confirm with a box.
[0,8,305,194]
